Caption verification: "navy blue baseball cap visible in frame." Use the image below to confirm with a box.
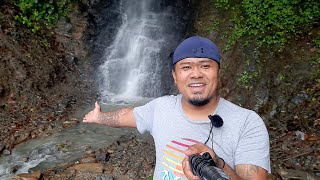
[172,36,220,65]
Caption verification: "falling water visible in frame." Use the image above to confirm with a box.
[98,0,188,101]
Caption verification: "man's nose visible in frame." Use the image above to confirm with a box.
[190,66,203,78]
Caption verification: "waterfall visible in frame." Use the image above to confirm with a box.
[97,0,190,101]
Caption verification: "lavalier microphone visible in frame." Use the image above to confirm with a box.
[204,114,223,144]
[208,114,223,128]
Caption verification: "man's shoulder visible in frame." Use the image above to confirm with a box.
[154,94,180,105]
[155,95,180,102]
[220,98,266,128]
[220,98,248,111]
[219,98,258,117]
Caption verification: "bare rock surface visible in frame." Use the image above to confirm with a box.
[41,135,156,180]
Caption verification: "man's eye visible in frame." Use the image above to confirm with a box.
[182,66,191,69]
[202,65,211,68]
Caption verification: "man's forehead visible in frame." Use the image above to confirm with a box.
[177,58,215,64]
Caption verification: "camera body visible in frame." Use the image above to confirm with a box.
[189,152,229,180]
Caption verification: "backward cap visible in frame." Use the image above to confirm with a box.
[172,36,220,65]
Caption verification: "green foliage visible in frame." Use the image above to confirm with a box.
[311,56,320,80]
[210,20,220,31]
[214,0,231,10]
[224,23,245,52]
[313,36,320,48]
[237,70,259,89]
[214,0,320,49]
[279,73,285,81]
[14,0,72,33]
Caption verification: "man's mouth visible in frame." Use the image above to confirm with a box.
[189,83,206,87]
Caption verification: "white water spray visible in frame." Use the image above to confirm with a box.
[99,0,172,100]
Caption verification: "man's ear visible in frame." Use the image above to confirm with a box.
[172,69,177,84]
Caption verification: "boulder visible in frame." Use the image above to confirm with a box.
[12,170,41,180]
[80,156,97,163]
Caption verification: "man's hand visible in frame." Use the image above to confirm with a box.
[83,101,102,124]
[182,143,268,180]
[182,143,218,180]
[82,101,136,128]
[182,157,200,180]
[184,143,217,159]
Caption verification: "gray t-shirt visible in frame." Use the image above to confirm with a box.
[133,95,270,180]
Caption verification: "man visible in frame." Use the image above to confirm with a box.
[83,36,270,179]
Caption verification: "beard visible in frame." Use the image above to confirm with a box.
[188,94,211,106]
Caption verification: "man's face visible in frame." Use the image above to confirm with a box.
[172,58,219,106]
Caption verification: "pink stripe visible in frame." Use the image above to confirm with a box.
[172,140,190,148]
[182,138,200,143]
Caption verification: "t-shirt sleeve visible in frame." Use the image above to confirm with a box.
[133,99,157,134]
[235,111,271,173]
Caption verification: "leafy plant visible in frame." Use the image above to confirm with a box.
[313,36,320,48]
[237,70,259,89]
[14,0,72,33]
[214,0,232,10]
[210,20,220,31]
[279,73,285,81]
[215,0,320,50]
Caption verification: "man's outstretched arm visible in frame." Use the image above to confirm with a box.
[83,101,137,128]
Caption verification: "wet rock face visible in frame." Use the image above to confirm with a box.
[0,142,4,152]
[0,4,96,153]
[194,0,320,178]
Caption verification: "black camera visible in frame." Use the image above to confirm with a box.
[189,152,229,180]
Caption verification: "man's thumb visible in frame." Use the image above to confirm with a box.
[95,101,101,111]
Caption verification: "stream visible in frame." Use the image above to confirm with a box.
[0,0,194,179]
[0,98,152,179]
